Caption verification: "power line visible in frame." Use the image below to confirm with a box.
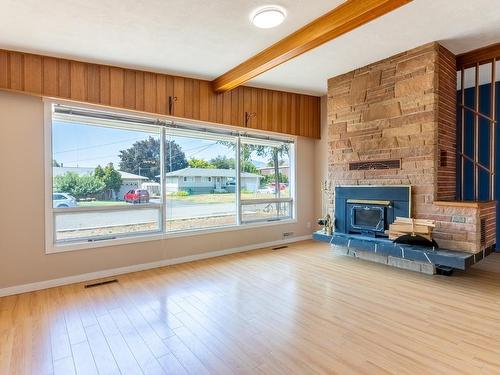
[54,135,151,154]
[60,139,234,166]
[55,134,208,156]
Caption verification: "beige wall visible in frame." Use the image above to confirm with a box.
[314,95,329,225]
[0,90,316,289]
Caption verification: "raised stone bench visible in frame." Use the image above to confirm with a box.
[313,231,493,274]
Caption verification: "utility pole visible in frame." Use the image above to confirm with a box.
[169,140,172,173]
[274,148,280,217]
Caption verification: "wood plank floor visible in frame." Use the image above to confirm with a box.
[2,240,500,374]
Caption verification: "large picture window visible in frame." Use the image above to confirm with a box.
[49,109,163,245]
[240,137,293,223]
[46,103,295,251]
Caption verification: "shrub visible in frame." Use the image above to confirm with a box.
[54,172,105,200]
[94,163,122,199]
[171,190,190,197]
[260,172,288,188]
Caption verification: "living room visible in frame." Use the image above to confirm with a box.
[1,1,500,373]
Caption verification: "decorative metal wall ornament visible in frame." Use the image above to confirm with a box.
[348,159,401,171]
[168,96,178,115]
[244,111,257,127]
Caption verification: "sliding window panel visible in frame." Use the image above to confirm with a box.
[478,63,493,117]
[462,108,476,201]
[239,137,294,223]
[463,66,476,110]
[457,69,464,200]
[54,206,162,242]
[496,60,500,199]
[50,105,164,246]
[478,64,492,200]
[51,110,162,208]
[164,129,238,231]
[240,138,292,199]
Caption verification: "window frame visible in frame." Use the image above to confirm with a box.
[52,204,164,244]
[44,99,297,253]
[238,137,295,225]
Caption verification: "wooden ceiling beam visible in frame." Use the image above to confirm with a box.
[212,0,412,92]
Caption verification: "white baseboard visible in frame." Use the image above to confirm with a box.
[0,235,312,297]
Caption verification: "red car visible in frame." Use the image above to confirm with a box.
[269,182,287,191]
[124,189,150,203]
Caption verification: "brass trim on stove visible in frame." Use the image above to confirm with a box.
[346,199,391,206]
[336,185,412,217]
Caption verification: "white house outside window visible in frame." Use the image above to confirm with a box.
[45,102,295,252]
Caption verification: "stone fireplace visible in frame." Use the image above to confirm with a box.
[326,42,495,254]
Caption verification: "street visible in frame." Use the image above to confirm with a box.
[56,200,237,230]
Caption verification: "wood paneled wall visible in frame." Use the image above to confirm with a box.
[0,49,320,138]
[456,42,500,69]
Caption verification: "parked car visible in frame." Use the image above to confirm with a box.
[124,189,150,203]
[53,193,77,208]
[270,182,287,191]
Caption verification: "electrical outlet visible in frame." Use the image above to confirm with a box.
[306,221,311,229]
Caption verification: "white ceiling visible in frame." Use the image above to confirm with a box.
[1,0,500,95]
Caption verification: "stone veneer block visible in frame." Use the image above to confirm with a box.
[388,256,436,275]
[363,101,402,121]
[332,243,436,274]
[332,245,349,256]
[420,262,437,275]
[353,250,388,265]
[394,73,435,97]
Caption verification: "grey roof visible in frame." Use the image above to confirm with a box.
[53,167,149,180]
[164,167,260,178]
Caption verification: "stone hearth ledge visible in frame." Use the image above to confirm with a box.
[313,231,492,271]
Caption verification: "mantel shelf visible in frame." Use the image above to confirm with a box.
[433,200,496,209]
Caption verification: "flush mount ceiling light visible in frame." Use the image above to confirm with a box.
[251,5,286,29]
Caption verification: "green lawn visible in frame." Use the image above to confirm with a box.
[166,191,290,204]
[167,193,237,204]
[75,190,290,206]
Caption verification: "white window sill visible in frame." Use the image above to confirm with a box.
[46,219,298,254]
[165,218,297,238]
[46,232,165,254]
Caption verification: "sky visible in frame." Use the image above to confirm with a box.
[52,121,272,170]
